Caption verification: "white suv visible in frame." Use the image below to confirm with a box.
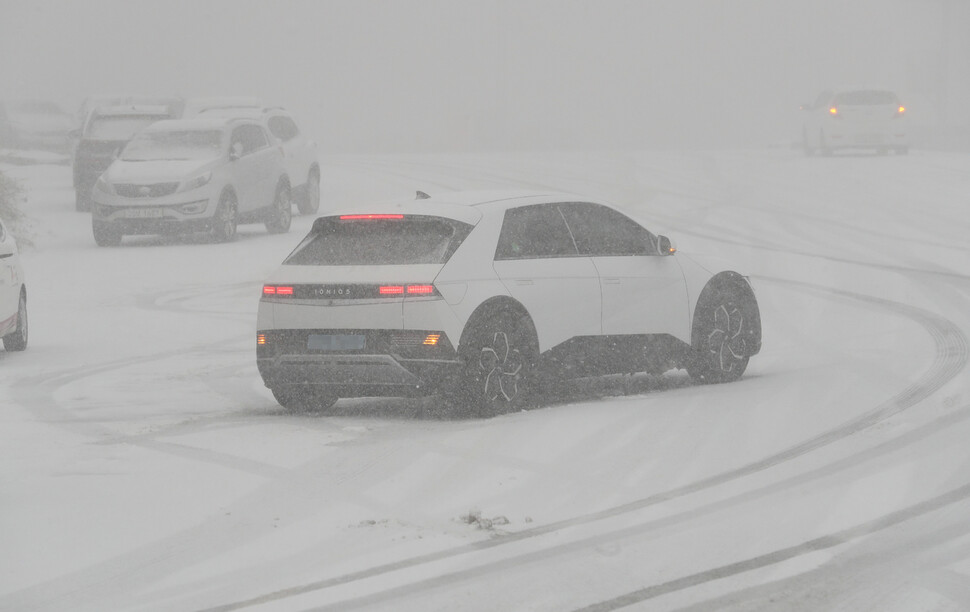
[198,107,320,215]
[90,117,292,246]
[256,191,762,416]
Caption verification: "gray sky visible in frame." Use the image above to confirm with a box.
[2,0,965,152]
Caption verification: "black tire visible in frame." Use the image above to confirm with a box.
[211,190,238,243]
[2,291,28,352]
[92,219,122,247]
[801,129,815,156]
[265,181,292,234]
[819,130,832,156]
[297,169,320,215]
[76,191,92,212]
[271,385,338,413]
[687,285,754,384]
[450,308,539,418]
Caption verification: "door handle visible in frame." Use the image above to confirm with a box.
[515,279,534,286]
[603,278,621,284]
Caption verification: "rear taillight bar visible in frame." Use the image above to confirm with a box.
[263,285,293,295]
[262,284,438,298]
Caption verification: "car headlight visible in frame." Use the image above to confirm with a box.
[179,172,211,193]
[95,175,114,195]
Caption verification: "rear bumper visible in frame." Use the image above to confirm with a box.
[256,328,460,398]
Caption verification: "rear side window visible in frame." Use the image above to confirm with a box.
[834,90,899,106]
[284,215,473,265]
[495,204,578,260]
[267,116,300,141]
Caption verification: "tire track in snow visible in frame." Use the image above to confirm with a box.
[197,278,968,611]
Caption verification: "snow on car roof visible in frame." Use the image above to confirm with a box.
[327,190,586,226]
[142,117,249,132]
[94,104,173,117]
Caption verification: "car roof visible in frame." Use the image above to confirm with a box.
[328,190,592,226]
[93,104,173,117]
[182,96,264,114]
[142,117,257,132]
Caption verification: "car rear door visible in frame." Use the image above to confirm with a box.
[559,202,690,343]
[491,203,601,351]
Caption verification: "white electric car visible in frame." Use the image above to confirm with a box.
[0,218,27,353]
[256,191,762,416]
[91,117,292,246]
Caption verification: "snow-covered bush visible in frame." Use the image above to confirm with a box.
[0,169,31,247]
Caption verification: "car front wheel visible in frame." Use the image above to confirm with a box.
[92,219,122,247]
[211,191,238,242]
[2,291,28,352]
[687,286,753,384]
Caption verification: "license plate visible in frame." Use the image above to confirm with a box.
[123,208,165,219]
[307,334,366,351]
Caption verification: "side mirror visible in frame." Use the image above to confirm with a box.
[657,235,676,256]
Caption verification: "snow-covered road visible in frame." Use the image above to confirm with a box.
[1,148,969,611]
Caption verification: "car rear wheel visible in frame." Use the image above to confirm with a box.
[819,130,832,156]
[271,385,338,413]
[450,309,538,418]
[265,182,292,234]
[76,191,92,212]
[92,219,122,247]
[2,291,28,352]
[297,169,320,215]
[211,191,238,242]
[687,285,752,384]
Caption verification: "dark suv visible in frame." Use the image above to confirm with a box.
[73,105,175,211]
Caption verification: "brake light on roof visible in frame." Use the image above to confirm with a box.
[340,214,404,220]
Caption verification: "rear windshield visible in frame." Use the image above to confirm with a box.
[833,91,899,106]
[283,215,474,265]
[86,115,169,140]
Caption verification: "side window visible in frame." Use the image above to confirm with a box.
[559,202,656,256]
[495,204,578,260]
[0,221,6,243]
[267,116,299,142]
[230,124,269,155]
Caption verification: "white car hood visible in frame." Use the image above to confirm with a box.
[105,159,216,184]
